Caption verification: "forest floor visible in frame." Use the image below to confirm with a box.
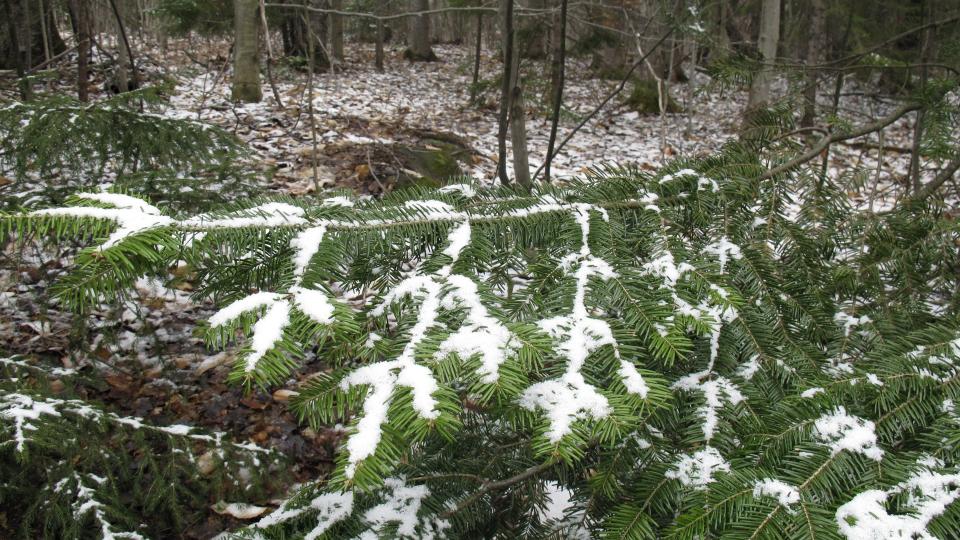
[156,39,925,207]
[0,37,940,537]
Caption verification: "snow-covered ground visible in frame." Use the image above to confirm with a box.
[152,41,944,214]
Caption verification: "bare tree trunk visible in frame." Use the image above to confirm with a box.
[496,0,514,185]
[375,17,385,71]
[68,0,90,102]
[744,0,780,119]
[2,0,63,69]
[800,0,825,127]
[509,41,531,188]
[233,0,262,102]
[544,0,567,182]
[330,0,344,62]
[405,0,437,61]
[280,0,330,70]
[108,0,139,93]
[3,0,29,99]
[38,0,50,62]
[470,11,482,102]
[713,0,730,62]
[909,0,933,193]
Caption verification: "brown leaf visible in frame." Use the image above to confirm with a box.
[240,397,268,410]
[272,389,299,402]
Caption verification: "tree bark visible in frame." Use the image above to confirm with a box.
[67,0,90,102]
[0,0,64,70]
[496,0,515,185]
[544,0,567,182]
[375,18,385,71]
[908,0,933,193]
[713,0,731,62]
[470,11,483,102]
[405,0,437,61]
[744,0,781,119]
[108,0,139,93]
[800,0,825,127]
[330,0,344,61]
[233,0,263,102]
[3,0,29,99]
[279,0,330,70]
[509,42,531,188]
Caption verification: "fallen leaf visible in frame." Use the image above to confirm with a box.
[240,397,268,410]
[272,389,299,402]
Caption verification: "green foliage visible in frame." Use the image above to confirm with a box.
[0,357,285,539]
[0,87,263,211]
[154,0,234,35]
[8,135,960,538]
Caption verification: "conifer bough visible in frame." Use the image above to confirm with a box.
[6,162,960,539]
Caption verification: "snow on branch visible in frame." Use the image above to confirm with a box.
[253,477,447,539]
[520,204,650,442]
[32,192,173,249]
[836,460,960,540]
[0,391,273,457]
[70,473,146,540]
[341,216,514,478]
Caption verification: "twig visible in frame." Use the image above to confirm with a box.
[915,158,960,202]
[25,44,78,75]
[759,101,922,181]
[440,460,555,519]
[530,27,674,183]
[367,147,386,193]
[107,0,140,90]
[259,0,284,108]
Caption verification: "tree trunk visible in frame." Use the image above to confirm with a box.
[67,0,90,102]
[233,0,262,102]
[3,0,29,99]
[279,0,330,70]
[544,0,567,182]
[405,0,437,61]
[470,12,482,102]
[330,0,344,62]
[908,0,933,193]
[713,0,731,63]
[375,18,385,71]
[800,0,825,127]
[745,0,780,118]
[496,0,514,185]
[509,42,531,188]
[0,0,65,69]
[107,0,139,94]
[518,0,548,59]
